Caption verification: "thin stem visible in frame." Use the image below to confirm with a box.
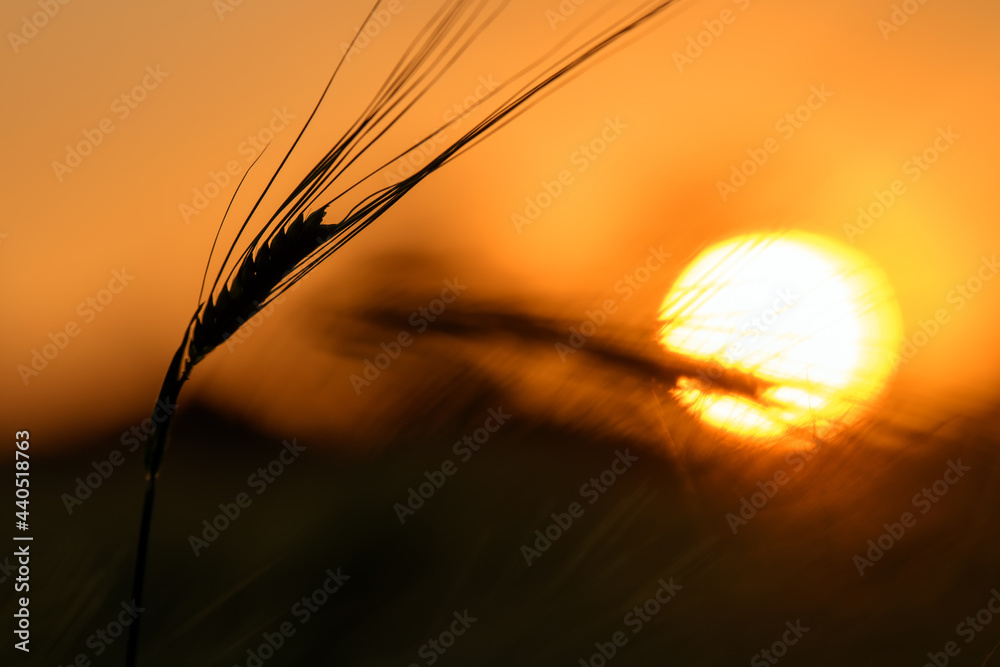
[125,328,192,667]
[125,470,158,667]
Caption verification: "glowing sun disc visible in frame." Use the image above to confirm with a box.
[657,231,903,442]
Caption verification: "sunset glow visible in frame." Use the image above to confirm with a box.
[658,232,903,442]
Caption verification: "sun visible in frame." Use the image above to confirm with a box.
[657,231,903,443]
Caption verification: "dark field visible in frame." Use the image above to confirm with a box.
[16,375,1000,666]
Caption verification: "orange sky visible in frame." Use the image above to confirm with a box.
[3,0,999,445]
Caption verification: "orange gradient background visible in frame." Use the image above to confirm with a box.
[3,0,999,446]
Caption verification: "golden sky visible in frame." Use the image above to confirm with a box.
[3,0,999,445]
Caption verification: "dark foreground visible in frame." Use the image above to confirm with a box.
[10,389,1000,667]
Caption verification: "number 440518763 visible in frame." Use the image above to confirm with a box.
[15,431,29,530]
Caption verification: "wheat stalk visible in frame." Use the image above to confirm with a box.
[125,0,684,664]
